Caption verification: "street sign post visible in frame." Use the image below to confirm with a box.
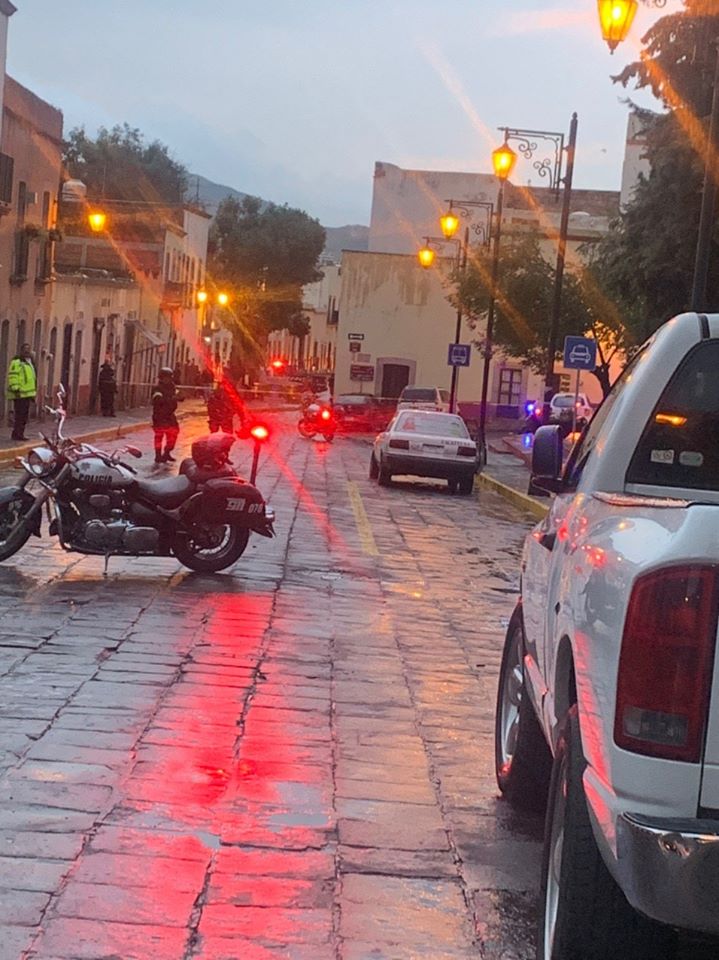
[348,333,365,342]
[563,336,597,370]
[447,343,471,367]
[349,341,361,353]
[563,336,597,435]
[350,364,374,383]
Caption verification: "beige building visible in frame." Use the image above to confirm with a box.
[0,74,63,422]
[334,251,545,414]
[54,201,211,412]
[336,161,621,414]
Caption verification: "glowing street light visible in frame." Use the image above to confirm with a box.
[597,0,638,52]
[217,291,230,307]
[87,210,107,233]
[417,244,436,269]
[197,289,208,304]
[440,211,460,240]
[492,142,518,182]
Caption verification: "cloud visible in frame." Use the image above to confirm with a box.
[490,8,589,38]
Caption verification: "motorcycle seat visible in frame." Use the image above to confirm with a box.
[136,475,193,508]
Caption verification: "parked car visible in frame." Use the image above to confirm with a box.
[397,386,450,412]
[370,410,479,494]
[549,391,593,432]
[334,394,392,432]
[494,312,719,957]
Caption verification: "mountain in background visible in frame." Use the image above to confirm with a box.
[188,173,369,260]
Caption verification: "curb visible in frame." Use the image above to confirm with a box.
[476,471,549,521]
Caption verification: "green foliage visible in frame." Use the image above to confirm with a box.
[209,195,325,335]
[455,233,620,394]
[590,3,719,339]
[64,124,187,203]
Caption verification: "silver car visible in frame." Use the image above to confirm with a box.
[370,410,479,495]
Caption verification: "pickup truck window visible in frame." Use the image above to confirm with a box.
[627,340,719,491]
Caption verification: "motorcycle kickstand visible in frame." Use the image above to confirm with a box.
[103,553,110,578]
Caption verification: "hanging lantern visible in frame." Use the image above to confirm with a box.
[597,0,638,52]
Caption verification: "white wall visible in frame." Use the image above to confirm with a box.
[369,161,498,255]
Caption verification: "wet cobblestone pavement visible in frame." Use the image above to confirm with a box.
[0,414,704,959]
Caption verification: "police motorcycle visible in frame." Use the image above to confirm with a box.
[0,387,274,574]
[297,401,336,442]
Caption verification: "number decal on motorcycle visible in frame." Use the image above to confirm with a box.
[226,498,248,512]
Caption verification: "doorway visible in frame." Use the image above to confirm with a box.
[60,323,73,396]
[71,330,83,414]
[89,319,104,413]
[380,362,411,399]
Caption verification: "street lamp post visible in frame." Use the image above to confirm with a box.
[496,117,579,414]
[439,199,494,414]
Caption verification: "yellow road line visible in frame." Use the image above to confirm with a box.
[347,481,379,556]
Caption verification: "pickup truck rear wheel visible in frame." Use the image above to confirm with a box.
[538,706,677,960]
[495,612,551,812]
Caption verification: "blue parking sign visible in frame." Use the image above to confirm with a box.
[448,343,471,367]
[563,336,597,371]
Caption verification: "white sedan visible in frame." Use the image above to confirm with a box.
[370,410,479,495]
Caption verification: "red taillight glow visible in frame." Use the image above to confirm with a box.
[250,425,270,442]
[389,438,410,450]
[320,409,331,421]
[615,566,719,762]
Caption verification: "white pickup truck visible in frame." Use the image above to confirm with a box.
[494,313,719,959]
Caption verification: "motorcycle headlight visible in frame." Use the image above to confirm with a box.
[27,447,56,477]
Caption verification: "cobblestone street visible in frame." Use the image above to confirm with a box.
[0,414,543,960]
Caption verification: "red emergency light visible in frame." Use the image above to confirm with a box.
[250,424,270,442]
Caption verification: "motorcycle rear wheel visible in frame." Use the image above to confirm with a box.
[0,499,33,562]
[298,419,315,439]
[172,524,250,573]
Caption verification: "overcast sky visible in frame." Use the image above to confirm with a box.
[8,0,680,226]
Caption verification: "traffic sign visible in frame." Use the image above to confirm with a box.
[350,364,374,382]
[563,336,597,371]
[349,341,361,353]
[348,333,365,341]
[447,343,471,367]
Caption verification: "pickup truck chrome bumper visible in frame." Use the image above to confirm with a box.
[617,813,719,933]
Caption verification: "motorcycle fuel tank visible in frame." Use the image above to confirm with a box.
[70,457,134,489]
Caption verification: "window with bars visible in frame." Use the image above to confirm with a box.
[497,368,522,407]
[0,154,13,207]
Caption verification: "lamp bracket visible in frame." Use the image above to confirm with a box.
[445,199,494,248]
[498,126,565,198]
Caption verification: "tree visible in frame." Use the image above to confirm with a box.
[64,124,187,203]
[208,195,325,338]
[589,3,719,340]
[454,234,623,396]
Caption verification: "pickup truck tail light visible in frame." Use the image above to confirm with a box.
[458,446,477,457]
[389,438,410,450]
[615,566,719,762]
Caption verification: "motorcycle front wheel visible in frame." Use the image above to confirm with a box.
[172,523,250,573]
[298,419,315,439]
[0,497,34,562]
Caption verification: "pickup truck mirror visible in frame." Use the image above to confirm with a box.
[530,425,565,496]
